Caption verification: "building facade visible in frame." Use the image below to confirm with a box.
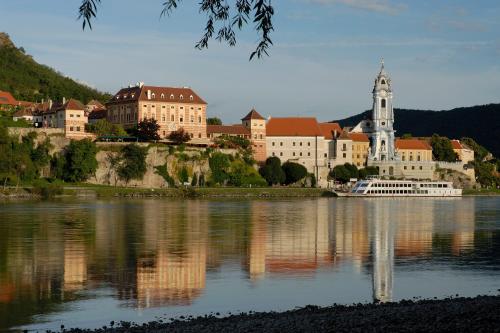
[241,109,267,162]
[106,83,208,140]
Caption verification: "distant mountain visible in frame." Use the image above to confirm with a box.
[333,104,500,158]
[0,32,111,104]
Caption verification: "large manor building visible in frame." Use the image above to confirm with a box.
[106,83,208,140]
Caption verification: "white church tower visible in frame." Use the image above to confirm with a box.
[368,60,398,162]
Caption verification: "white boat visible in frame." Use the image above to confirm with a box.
[336,177,462,197]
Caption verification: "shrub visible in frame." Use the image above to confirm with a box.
[259,157,285,185]
[168,128,191,145]
[117,144,148,184]
[282,162,307,185]
[63,139,98,182]
[191,173,198,186]
[135,119,160,141]
[31,179,63,198]
[178,166,189,184]
[209,152,230,185]
[430,134,458,162]
[155,164,175,187]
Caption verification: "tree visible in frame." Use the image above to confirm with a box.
[282,162,307,185]
[259,156,285,185]
[430,134,458,162]
[117,144,148,184]
[401,133,413,139]
[136,119,161,142]
[330,165,351,183]
[191,173,198,186]
[358,166,378,179]
[207,117,222,125]
[63,139,98,182]
[209,152,231,185]
[78,0,274,60]
[178,166,189,184]
[168,128,191,145]
[86,119,127,137]
[461,137,490,162]
[344,163,359,179]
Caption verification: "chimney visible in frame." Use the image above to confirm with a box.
[49,99,53,109]
[62,97,66,104]
[139,82,145,88]
[147,90,152,100]
[334,129,338,138]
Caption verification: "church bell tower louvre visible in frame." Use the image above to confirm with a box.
[368,59,399,162]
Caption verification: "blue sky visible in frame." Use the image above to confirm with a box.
[1,0,499,123]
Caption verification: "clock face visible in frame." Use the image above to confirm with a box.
[168,123,177,131]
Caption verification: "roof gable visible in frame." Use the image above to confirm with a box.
[0,91,18,105]
[242,109,265,121]
[207,124,250,135]
[108,85,207,105]
[348,133,370,142]
[319,122,342,139]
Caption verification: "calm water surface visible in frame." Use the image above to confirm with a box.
[1,197,499,331]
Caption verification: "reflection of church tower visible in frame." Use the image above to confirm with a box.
[372,202,394,303]
[368,60,398,162]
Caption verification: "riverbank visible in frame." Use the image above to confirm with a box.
[463,188,500,196]
[1,186,335,200]
[56,295,500,332]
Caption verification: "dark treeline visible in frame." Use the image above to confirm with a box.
[334,104,500,158]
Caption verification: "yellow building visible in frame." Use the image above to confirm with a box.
[349,133,370,167]
[395,139,433,162]
[451,140,474,163]
[106,83,208,140]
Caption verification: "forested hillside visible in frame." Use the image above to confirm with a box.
[0,32,110,103]
[334,104,500,157]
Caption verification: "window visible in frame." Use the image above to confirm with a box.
[381,79,386,84]
[170,94,174,99]
[272,142,275,146]
[191,115,194,123]
[280,142,283,146]
[69,126,74,131]
[171,115,175,121]
[324,153,327,157]
[162,106,166,109]
[190,95,194,101]
[293,152,296,156]
[381,99,386,108]
[260,134,263,139]
[199,133,202,138]
[162,116,166,122]
[343,153,346,158]
[300,142,302,146]
[180,117,183,122]
[198,116,202,123]
[308,152,311,156]
[419,166,423,170]
[293,142,296,146]
[180,95,184,100]
[70,114,74,118]
[300,152,302,157]
[272,152,275,157]
[342,143,346,151]
[280,152,283,156]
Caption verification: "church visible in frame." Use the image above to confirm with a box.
[351,61,474,180]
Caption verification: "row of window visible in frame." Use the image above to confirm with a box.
[366,190,428,194]
[272,142,312,147]
[143,104,202,111]
[372,183,413,188]
[69,126,81,132]
[403,165,424,170]
[143,114,203,124]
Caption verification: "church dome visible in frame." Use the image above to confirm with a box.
[373,60,392,93]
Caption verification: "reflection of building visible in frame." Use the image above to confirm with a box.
[370,201,394,303]
[63,240,87,291]
[135,201,208,308]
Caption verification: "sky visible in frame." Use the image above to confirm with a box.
[0,0,499,123]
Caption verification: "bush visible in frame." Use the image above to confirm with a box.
[117,144,148,183]
[178,166,189,184]
[136,119,160,141]
[282,162,307,185]
[431,134,458,162]
[168,128,191,145]
[63,139,98,182]
[191,173,198,186]
[330,165,351,183]
[259,157,285,185]
[31,179,63,198]
[155,164,175,187]
[209,152,231,185]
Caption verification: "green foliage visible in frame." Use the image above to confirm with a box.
[178,166,189,184]
[344,163,359,179]
[401,133,413,139]
[199,173,206,187]
[168,145,176,155]
[330,164,355,183]
[215,135,251,149]
[473,161,499,188]
[62,139,98,182]
[31,178,63,198]
[0,109,32,128]
[0,37,110,103]
[168,128,191,145]
[155,164,175,187]
[135,119,160,141]
[207,117,222,125]
[282,162,307,185]
[86,119,127,137]
[117,144,148,183]
[228,160,267,187]
[358,166,379,179]
[209,152,231,185]
[259,157,285,185]
[191,173,198,186]
[430,134,458,162]
[0,128,52,185]
[461,137,490,161]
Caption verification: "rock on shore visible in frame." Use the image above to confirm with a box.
[59,295,500,333]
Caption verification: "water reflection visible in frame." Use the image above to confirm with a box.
[0,197,499,330]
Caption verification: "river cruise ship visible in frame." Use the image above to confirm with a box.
[338,178,462,197]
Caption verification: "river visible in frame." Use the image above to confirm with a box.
[0,197,499,331]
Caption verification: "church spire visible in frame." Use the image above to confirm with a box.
[379,58,385,75]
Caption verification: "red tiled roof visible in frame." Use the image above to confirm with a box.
[88,109,107,120]
[451,140,462,150]
[348,132,370,142]
[0,91,18,105]
[207,124,250,135]
[107,85,207,105]
[242,108,265,121]
[86,99,105,108]
[395,139,432,150]
[13,108,33,117]
[266,117,322,137]
[55,99,85,111]
[319,122,342,139]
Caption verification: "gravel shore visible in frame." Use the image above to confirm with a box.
[56,295,500,333]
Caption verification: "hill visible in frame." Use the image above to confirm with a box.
[333,104,500,158]
[0,32,111,104]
